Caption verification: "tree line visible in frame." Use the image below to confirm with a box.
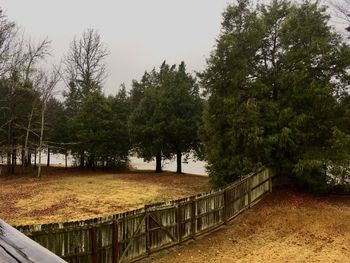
[1,0,350,193]
[0,14,202,176]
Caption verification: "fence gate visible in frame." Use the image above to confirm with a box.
[118,205,179,263]
[147,206,178,252]
[17,168,275,263]
[118,213,147,263]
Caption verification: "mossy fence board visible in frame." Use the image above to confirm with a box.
[17,168,274,263]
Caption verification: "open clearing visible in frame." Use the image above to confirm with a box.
[0,167,209,226]
[147,188,350,263]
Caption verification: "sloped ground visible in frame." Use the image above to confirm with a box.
[147,188,350,263]
[0,168,209,225]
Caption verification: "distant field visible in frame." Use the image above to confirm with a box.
[148,188,350,263]
[0,168,209,226]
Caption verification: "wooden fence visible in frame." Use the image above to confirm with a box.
[17,168,275,263]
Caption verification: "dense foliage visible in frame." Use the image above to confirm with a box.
[129,61,203,173]
[200,0,350,192]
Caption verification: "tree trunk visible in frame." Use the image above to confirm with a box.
[34,148,37,169]
[65,149,68,169]
[27,151,31,166]
[6,119,12,175]
[89,156,95,169]
[155,153,162,173]
[38,148,42,177]
[37,102,46,178]
[176,150,182,174]
[24,105,35,167]
[80,150,85,168]
[6,150,11,175]
[11,148,16,174]
[21,148,25,166]
[47,147,50,167]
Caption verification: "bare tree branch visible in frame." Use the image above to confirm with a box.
[64,28,109,94]
[24,38,51,81]
[36,65,61,177]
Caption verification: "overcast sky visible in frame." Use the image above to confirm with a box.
[0,0,345,96]
[0,0,234,96]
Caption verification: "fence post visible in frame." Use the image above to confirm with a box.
[248,176,252,208]
[176,205,182,243]
[112,221,119,263]
[268,169,273,193]
[223,189,228,224]
[91,226,97,263]
[191,198,196,239]
[145,208,150,255]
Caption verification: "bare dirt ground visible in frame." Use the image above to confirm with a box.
[0,167,209,226]
[147,188,350,263]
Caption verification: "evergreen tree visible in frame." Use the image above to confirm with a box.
[129,85,168,172]
[200,0,350,192]
[162,62,203,173]
[129,61,202,173]
[105,87,131,166]
[73,89,131,168]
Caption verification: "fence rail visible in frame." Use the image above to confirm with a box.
[17,168,275,263]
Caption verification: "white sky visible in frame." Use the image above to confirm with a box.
[0,0,232,96]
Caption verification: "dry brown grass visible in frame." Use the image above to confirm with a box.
[147,188,350,263]
[0,167,209,226]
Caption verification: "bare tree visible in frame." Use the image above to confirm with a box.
[0,9,18,174]
[22,39,51,167]
[0,8,17,77]
[64,28,109,101]
[36,67,60,178]
[1,41,27,174]
[0,9,54,174]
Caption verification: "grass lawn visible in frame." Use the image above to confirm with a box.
[0,167,209,226]
[146,187,350,263]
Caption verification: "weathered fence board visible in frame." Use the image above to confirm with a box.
[0,219,66,263]
[17,168,274,263]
